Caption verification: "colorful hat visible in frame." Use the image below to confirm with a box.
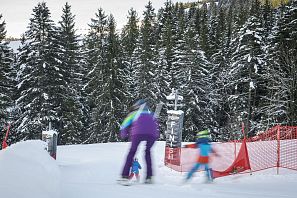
[196,129,210,139]
[196,129,210,144]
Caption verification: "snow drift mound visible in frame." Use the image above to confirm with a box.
[0,140,60,198]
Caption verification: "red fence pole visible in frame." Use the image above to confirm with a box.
[277,125,280,174]
[2,124,10,149]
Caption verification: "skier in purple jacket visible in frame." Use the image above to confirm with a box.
[119,99,159,184]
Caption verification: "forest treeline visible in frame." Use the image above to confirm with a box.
[0,0,296,146]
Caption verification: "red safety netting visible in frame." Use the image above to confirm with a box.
[164,125,297,178]
[246,126,297,171]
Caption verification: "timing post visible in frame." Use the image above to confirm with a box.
[164,89,184,166]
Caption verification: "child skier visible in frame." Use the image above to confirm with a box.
[129,158,142,182]
[183,129,218,183]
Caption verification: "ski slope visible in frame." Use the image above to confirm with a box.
[0,140,296,198]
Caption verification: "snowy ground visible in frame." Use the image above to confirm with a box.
[0,140,297,198]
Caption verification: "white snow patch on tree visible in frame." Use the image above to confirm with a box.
[250,81,255,90]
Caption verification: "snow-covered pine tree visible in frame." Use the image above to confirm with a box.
[263,6,290,127]
[199,3,210,58]
[82,8,108,143]
[83,12,125,142]
[180,10,199,141]
[227,0,268,137]
[187,2,201,35]
[134,1,158,104]
[209,6,230,140]
[55,2,85,144]
[15,2,62,140]
[120,8,140,106]
[154,1,180,138]
[98,15,126,142]
[183,44,212,141]
[208,1,219,58]
[171,2,188,90]
[230,0,250,38]
[0,14,16,141]
[262,0,274,39]
[157,0,179,91]
[214,0,252,140]
[265,0,297,126]
[282,0,297,125]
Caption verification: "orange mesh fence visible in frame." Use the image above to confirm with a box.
[164,125,297,178]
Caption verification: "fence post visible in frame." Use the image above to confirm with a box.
[2,124,10,149]
[277,125,280,174]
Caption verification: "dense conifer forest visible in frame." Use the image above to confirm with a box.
[0,0,296,145]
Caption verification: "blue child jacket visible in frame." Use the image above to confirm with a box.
[131,161,142,174]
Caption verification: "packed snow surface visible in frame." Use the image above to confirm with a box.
[0,140,297,198]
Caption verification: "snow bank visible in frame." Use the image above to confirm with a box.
[0,140,60,198]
